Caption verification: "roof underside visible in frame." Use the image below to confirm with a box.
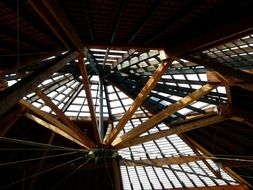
[0,0,253,190]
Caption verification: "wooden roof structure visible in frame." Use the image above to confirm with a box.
[0,0,253,189]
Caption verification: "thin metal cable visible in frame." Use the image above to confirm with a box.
[51,159,90,190]
[0,136,80,151]
[16,0,20,72]
[0,151,78,167]
[0,156,84,190]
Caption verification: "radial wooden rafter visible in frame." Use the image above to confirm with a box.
[25,112,87,148]
[123,156,201,167]
[35,88,96,147]
[114,113,231,149]
[0,50,78,117]
[78,55,101,145]
[112,83,218,147]
[28,0,101,145]
[20,99,94,149]
[104,56,174,145]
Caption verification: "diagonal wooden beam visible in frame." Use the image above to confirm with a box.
[27,0,69,48]
[186,136,252,187]
[207,70,253,92]
[25,113,86,148]
[35,88,96,147]
[41,0,83,50]
[184,56,253,83]
[0,105,26,136]
[114,113,230,149]
[20,99,94,149]
[112,83,218,147]
[0,50,78,117]
[104,57,174,145]
[123,156,201,167]
[78,56,101,145]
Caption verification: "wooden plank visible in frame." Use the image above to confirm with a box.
[112,83,218,147]
[0,50,78,117]
[123,156,201,167]
[35,88,96,148]
[25,113,86,148]
[114,114,230,149]
[78,56,101,145]
[104,57,174,145]
[20,99,94,149]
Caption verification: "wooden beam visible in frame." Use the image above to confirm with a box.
[184,56,253,83]
[231,116,253,128]
[41,0,83,50]
[20,99,94,149]
[25,113,86,148]
[167,184,250,190]
[0,50,78,117]
[112,83,218,147]
[207,71,253,92]
[123,156,201,167]
[78,56,100,145]
[104,57,174,145]
[112,49,136,68]
[112,159,123,190]
[114,114,230,149]
[186,137,252,187]
[35,88,96,148]
[0,105,26,136]
[27,0,69,48]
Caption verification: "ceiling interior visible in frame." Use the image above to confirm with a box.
[0,0,253,190]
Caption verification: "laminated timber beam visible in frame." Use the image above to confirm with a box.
[123,156,201,167]
[41,0,83,50]
[78,56,101,145]
[207,71,253,92]
[183,56,253,84]
[35,88,95,147]
[114,113,230,149]
[25,113,86,148]
[186,136,252,187]
[112,83,218,147]
[104,57,174,145]
[20,99,95,149]
[31,0,101,145]
[0,50,78,117]
[169,184,250,190]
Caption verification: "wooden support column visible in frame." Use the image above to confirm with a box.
[114,114,230,149]
[105,57,174,145]
[112,83,218,147]
[35,88,95,147]
[112,159,123,190]
[78,56,100,145]
[0,50,78,117]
